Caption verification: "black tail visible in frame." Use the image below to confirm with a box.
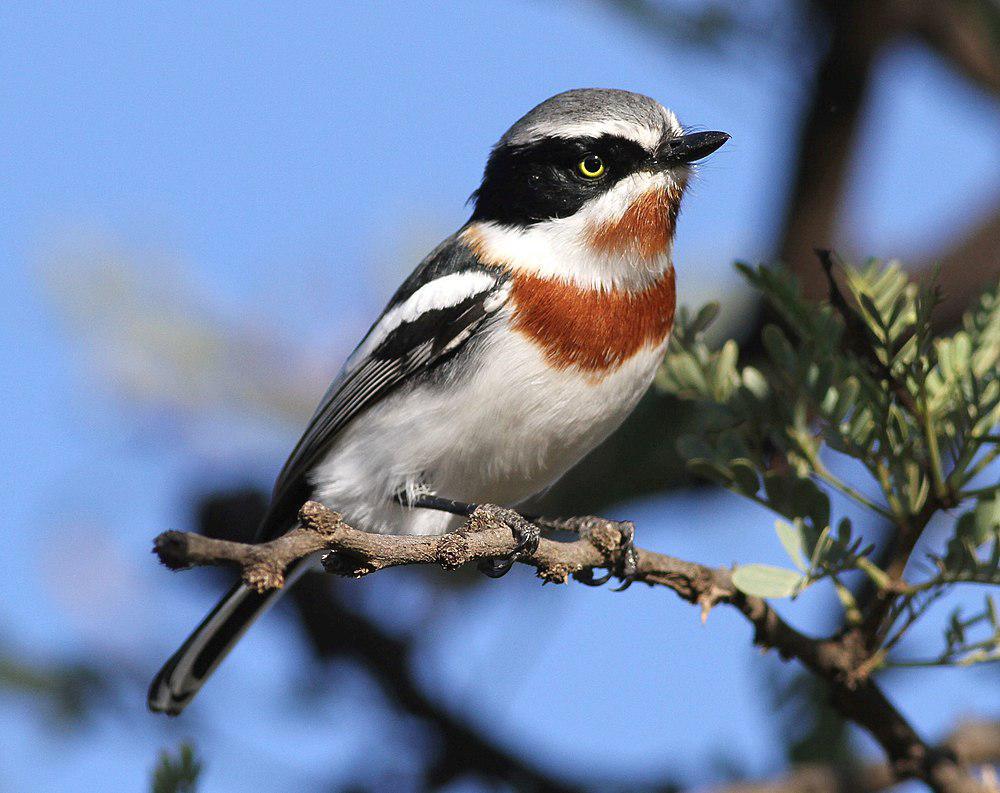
[147,560,307,715]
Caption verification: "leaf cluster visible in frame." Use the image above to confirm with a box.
[658,258,1000,666]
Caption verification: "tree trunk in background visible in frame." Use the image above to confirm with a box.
[777,0,891,299]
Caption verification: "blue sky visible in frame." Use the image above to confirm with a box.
[2,1,999,790]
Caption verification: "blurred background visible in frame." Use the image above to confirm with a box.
[2,1,1000,790]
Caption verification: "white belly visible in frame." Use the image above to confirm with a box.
[309,323,667,535]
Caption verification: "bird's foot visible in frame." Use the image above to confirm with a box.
[537,515,638,590]
[397,493,539,578]
[472,504,540,579]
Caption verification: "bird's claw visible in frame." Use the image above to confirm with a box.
[573,567,614,587]
[570,519,639,590]
[477,557,516,578]
[476,508,540,579]
[612,521,639,591]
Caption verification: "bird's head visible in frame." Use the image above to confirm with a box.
[465,88,728,289]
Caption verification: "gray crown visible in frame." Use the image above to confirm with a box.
[499,88,676,147]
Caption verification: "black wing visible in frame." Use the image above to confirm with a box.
[257,236,507,540]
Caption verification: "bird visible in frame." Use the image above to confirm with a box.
[148,88,728,715]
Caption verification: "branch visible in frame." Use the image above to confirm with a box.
[775,0,888,300]
[908,0,1000,98]
[705,720,1000,793]
[156,501,730,605]
[154,518,338,591]
[154,501,990,792]
[189,487,586,791]
[771,0,999,328]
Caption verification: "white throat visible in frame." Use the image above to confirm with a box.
[463,170,680,292]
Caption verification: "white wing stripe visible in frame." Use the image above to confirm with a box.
[346,271,497,372]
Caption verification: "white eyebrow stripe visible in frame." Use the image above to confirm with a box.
[519,111,682,152]
[346,270,499,372]
[541,120,663,150]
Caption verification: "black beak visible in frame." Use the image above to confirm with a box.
[659,131,730,165]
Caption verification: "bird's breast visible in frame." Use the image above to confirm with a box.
[507,267,676,380]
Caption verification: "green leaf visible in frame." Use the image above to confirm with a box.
[776,520,808,571]
[762,471,831,531]
[762,324,796,370]
[858,292,883,331]
[733,564,804,599]
[730,458,760,496]
[741,366,769,399]
[687,459,732,486]
[956,495,1000,547]
[689,302,721,335]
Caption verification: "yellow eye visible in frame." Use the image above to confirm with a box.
[578,154,605,179]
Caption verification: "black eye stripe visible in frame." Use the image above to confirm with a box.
[471,133,655,226]
[500,134,648,166]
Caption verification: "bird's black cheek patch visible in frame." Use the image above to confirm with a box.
[471,134,645,227]
[473,164,609,225]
